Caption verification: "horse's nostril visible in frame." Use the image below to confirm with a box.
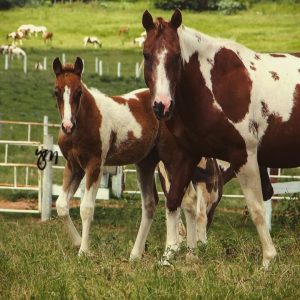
[153,101,165,119]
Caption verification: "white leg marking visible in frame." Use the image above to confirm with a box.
[130,166,156,261]
[236,153,277,269]
[79,176,101,255]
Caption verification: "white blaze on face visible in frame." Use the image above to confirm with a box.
[62,86,73,133]
[154,48,172,113]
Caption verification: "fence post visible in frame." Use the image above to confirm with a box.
[95,57,99,73]
[41,134,53,221]
[264,199,272,231]
[117,62,121,78]
[23,54,27,74]
[43,57,47,70]
[99,60,103,76]
[4,54,9,70]
[43,115,49,136]
[111,166,123,198]
[135,62,140,79]
[62,53,66,65]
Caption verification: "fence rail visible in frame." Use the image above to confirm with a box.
[2,53,144,79]
[1,118,300,224]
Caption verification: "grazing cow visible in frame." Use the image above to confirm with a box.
[42,31,53,43]
[7,31,25,45]
[83,36,102,48]
[119,26,129,36]
[141,10,300,268]
[35,61,44,70]
[52,57,274,263]
[0,45,10,54]
[17,24,35,36]
[8,45,26,59]
[133,36,145,47]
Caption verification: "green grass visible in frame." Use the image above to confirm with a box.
[0,200,299,299]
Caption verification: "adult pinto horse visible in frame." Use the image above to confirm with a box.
[142,10,300,268]
[52,57,229,260]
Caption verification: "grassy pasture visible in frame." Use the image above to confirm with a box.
[0,2,300,298]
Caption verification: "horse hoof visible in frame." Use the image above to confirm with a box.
[158,259,173,267]
[129,253,142,262]
[186,252,199,263]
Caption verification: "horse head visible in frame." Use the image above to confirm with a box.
[142,9,182,120]
[53,57,84,135]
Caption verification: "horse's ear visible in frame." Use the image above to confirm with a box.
[74,57,84,76]
[170,9,182,29]
[53,57,62,76]
[142,10,155,31]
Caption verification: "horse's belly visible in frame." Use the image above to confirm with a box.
[105,135,156,166]
[258,131,300,168]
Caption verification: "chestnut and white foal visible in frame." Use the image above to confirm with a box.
[53,57,226,261]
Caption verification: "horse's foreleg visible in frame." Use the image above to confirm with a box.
[79,159,102,255]
[56,162,84,247]
[130,149,159,261]
[236,152,277,269]
[161,154,198,265]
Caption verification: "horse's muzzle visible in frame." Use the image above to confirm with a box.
[153,100,174,120]
[61,120,76,135]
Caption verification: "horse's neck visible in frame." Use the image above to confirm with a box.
[179,26,253,63]
[78,87,99,124]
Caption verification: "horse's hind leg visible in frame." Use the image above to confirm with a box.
[130,149,159,261]
[56,161,84,247]
[236,152,277,268]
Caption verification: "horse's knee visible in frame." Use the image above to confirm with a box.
[144,201,156,218]
[80,205,94,221]
[56,197,68,217]
[167,197,181,212]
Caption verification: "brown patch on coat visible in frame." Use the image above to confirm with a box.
[270,54,286,58]
[211,47,252,123]
[269,71,279,81]
[250,66,256,71]
[258,84,300,167]
[249,120,259,136]
[207,58,213,66]
[254,54,261,60]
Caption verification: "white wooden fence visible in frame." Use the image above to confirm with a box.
[1,117,300,227]
[2,53,143,78]
[0,117,122,220]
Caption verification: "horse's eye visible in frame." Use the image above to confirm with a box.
[54,88,60,98]
[143,53,151,61]
[75,89,82,99]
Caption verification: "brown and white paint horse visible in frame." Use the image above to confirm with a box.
[53,57,240,262]
[142,10,300,268]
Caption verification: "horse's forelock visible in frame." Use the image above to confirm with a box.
[154,18,168,36]
[62,64,75,73]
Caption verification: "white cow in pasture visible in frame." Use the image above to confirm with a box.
[7,31,25,45]
[83,36,102,48]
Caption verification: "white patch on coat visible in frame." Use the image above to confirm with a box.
[63,86,72,123]
[88,87,142,157]
[122,88,148,100]
[177,25,300,149]
[155,48,172,99]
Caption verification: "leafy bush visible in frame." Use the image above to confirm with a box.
[154,0,210,11]
[217,0,247,14]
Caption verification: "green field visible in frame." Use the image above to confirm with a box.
[0,2,300,298]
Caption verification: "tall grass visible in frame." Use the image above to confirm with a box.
[0,201,300,299]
